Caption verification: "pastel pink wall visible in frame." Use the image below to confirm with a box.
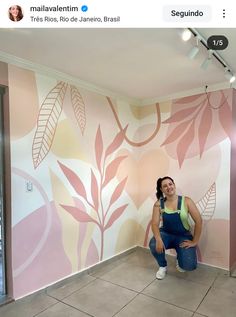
[1,61,234,299]
[138,92,232,270]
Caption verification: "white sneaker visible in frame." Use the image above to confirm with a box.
[176,260,186,273]
[156,267,167,279]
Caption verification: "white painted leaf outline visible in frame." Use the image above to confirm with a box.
[70,85,86,135]
[196,183,216,220]
[32,81,67,168]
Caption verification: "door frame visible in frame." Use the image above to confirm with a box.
[0,86,6,295]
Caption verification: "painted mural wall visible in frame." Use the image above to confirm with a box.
[8,64,139,299]
[5,63,233,299]
[137,92,232,270]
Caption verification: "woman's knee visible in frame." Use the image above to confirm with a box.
[182,259,197,271]
[178,248,197,271]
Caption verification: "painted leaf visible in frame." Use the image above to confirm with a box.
[163,105,199,124]
[105,126,128,158]
[70,85,86,135]
[104,204,128,230]
[58,161,87,200]
[32,81,67,168]
[161,120,191,146]
[176,120,195,168]
[219,93,232,139]
[61,204,100,226]
[196,183,216,220]
[198,103,212,157]
[95,125,103,172]
[174,94,204,105]
[91,169,99,211]
[102,155,127,188]
[85,239,100,267]
[108,177,128,209]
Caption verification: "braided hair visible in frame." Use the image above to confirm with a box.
[156,176,174,200]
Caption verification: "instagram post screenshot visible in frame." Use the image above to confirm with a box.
[1,0,236,316]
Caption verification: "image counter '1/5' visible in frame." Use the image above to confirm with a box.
[207,35,228,50]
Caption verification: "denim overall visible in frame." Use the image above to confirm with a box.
[149,196,197,271]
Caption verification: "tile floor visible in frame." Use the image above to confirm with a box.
[1,248,236,317]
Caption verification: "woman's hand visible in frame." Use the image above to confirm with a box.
[180,240,197,249]
[156,237,165,253]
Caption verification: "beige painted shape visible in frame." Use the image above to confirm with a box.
[80,210,97,269]
[8,64,39,140]
[51,119,86,160]
[135,223,147,247]
[115,219,140,253]
[130,104,156,119]
[117,148,169,208]
[50,169,79,272]
[159,100,172,113]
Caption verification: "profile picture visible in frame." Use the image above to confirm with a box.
[8,5,24,22]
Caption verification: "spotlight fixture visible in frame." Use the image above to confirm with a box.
[225,68,236,83]
[230,75,236,83]
[201,50,213,70]
[186,29,235,85]
[187,36,200,59]
[182,29,192,42]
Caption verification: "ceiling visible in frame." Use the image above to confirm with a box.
[0,28,235,103]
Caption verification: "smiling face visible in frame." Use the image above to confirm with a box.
[160,178,176,197]
[9,6,19,19]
